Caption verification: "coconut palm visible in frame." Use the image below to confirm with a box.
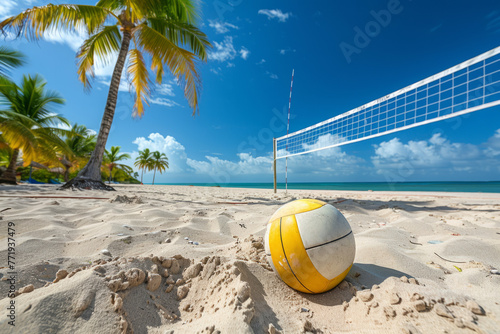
[0,1,211,190]
[61,123,96,181]
[134,148,153,183]
[0,74,69,184]
[103,146,131,184]
[149,151,168,185]
[0,46,25,78]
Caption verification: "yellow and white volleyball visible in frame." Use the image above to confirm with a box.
[264,199,355,294]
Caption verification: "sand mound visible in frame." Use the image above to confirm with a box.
[0,253,261,333]
[109,195,144,204]
[0,241,497,334]
[2,246,494,334]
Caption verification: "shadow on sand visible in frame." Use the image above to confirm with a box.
[299,263,412,307]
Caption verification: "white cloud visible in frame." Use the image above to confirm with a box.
[210,68,221,75]
[157,82,175,97]
[55,122,72,131]
[258,9,292,22]
[132,133,188,173]
[129,134,274,182]
[208,20,238,34]
[371,131,500,178]
[208,36,237,62]
[149,98,180,107]
[87,129,97,136]
[279,48,296,55]
[0,0,16,20]
[484,129,500,157]
[266,71,278,79]
[94,55,118,78]
[44,29,87,52]
[187,153,272,176]
[239,47,250,60]
[256,59,266,65]
[301,134,347,156]
[128,132,364,183]
[127,129,500,184]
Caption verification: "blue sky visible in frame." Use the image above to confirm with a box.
[1,0,500,184]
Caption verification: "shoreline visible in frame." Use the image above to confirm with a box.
[140,181,500,194]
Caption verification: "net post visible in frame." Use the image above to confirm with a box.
[273,138,277,193]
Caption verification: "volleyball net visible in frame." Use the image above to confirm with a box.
[275,46,500,160]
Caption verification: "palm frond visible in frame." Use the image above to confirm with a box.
[128,0,175,22]
[31,129,70,164]
[0,109,41,128]
[137,25,201,114]
[0,46,26,77]
[116,153,131,161]
[0,118,37,160]
[0,76,18,105]
[117,163,133,174]
[77,25,121,90]
[0,4,113,40]
[151,54,164,84]
[0,74,69,165]
[95,0,126,13]
[145,18,211,61]
[128,48,151,117]
[163,0,199,25]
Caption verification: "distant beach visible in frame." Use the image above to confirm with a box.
[154,181,500,193]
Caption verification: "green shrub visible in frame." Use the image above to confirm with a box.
[19,167,62,183]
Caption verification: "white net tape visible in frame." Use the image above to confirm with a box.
[276,47,500,159]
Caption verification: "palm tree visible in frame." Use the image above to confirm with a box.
[134,148,153,183]
[1,1,211,190]
[61,123,96,181]
[149,151,169,185]
[103,146,131,184]
[0,46,25,78]
[0,75,69,184]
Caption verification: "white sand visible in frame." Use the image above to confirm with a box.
[0,184,499,333]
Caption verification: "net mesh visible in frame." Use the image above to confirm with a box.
[276,47,500,159]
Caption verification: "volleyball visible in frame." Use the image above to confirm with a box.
[264,199,355,294]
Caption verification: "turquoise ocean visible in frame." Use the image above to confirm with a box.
[153,181,500,193]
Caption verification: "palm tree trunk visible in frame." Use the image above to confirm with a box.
[141,168,144,183]
[152,168,156,185]
[109,166,112,184]
[0,148,19,185]
[60,27,132,191]
[63,166,70,182]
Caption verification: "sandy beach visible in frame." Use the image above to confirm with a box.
[0,184,499,333]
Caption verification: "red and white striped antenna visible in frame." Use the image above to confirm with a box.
[285,69,294,193]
